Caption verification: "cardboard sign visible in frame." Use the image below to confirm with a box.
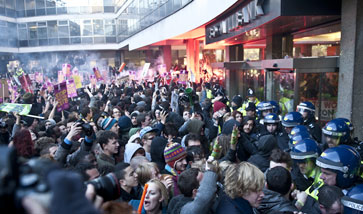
[58,70,65,83]
[72,74,82,89]
[171,91,179,113]
[62,64,72,78]
[142,63,151,78]
[54,82,69,111]
[0,79,9,102]
[0,103,32,115]
[93,67,103,81]
[35,72,44,83]
[19,75,32,93]
[29,74,35,80]
[66,79,77,98]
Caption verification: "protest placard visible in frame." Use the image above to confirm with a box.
[58,70,65,83]
[0,79,9,102]
[54,82,69,111]
[93,67,103,81]
[63,64,72,78]
[142,63,151,78]
[0,103,32,115]
[72,74,82,89]
[66,79,77,98]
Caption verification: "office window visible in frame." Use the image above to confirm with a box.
[58,26,69,38]
[70,21,80,36]
[93,19,104,35]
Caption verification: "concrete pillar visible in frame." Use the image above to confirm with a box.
[229,44,243,61]
[265,34,282,59]
[282,34,293,58]
[186,39,200,83]
[160,45,172,72]
[337,0,363,139]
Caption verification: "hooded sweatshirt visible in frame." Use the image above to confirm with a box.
[248,134,277,172]
[124,143,144,163]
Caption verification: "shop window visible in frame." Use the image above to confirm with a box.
[270,72,295,115]
[242,69,265,101]
[244,48,260,61]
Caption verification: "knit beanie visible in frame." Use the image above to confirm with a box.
[164,142,187,169]
[118,115,132,132]
[100,117,117,130]
[232,95,243,107]
[129,127,141,138]
[213,101,226,113]
[186,119,204,134]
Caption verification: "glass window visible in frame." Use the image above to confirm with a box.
[47,21,57,37]
[82,37,93,44]
[29,39,38,46]
[82,24,92,36]
[69,21,80,36]
[38,21,46,26]
[35,0,44,8]
[271,72,295,115]
[83,20,92,25]
[242,69,265,101]
[67,7,80,14]
[57,7,67,14]
[105,25,115,36]
[58,26,69,38]
[26,0,35,9]
[71,37,81,44]
[93,20,104,35]
[319,72,338,124]
[0,20,6,26]
[46,0,55,7]
[18,28,28,40]
[49,38,58,45]
[94,36,105,44]
[38,27,47,39]
[29,27,37,39]
[5,0,14,9]
[39,38,48,46]
[58,20,68,25]
[59,38,69,45]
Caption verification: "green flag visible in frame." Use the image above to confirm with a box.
[0,103,32,115]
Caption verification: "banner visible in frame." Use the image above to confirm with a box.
[142,63,151,78]
[66,79,77,98]
[54,82,69,111]
[58,70,65,83]
[93,67,103,81]
[72,74,82,89]
[46,81,54,92]
[179,70,188,84]
[0,103,32,115]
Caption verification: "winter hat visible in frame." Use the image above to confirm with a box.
[232,95,243,107]
[213,101,226,113]
[186,119,204,134]
[164,142,187,168]
[137,101,146,108]
[100,117,117,130]
[118,116,132,132]
[124,143,144,163]
[245,102,256,111]
[140,126,157,139]
[22,92,34,104]
[129,127,141,138]
[222,119,240,135]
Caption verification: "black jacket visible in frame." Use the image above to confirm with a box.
[167,195,193,214]
[257,188,298,214]
[236,132,258,161]
[248,135,278,172]
[216,194,254,214]
[304,115,322,143]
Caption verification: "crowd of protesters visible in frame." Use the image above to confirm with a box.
[0,75,363,214]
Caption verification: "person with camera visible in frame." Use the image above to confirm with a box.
[54,120,95,167]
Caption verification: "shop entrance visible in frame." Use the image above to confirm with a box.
[262,57,339,126]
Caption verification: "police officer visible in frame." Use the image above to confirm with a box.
[290,138,322,192]
[255,101,274,134]
[297,101,322,143]
[241,88,260,116]
[278,112,304,151]
[341,184,363,214]
[231,95,243,112]
[322,118,351,149]
[298,145,361,214]
[262,113,287,151]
